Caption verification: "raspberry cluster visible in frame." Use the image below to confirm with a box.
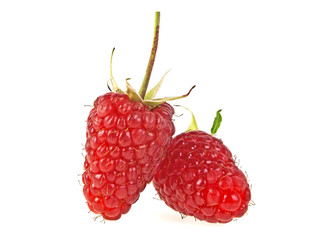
[81,12,251,223]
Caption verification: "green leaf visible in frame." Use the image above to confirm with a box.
[210,110,222,135]
[144,69,170,100]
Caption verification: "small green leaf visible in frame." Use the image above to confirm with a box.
[144,69,170,100]
[211,110,222,135]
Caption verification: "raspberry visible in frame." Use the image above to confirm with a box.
[153,130,251,223]
[82,12,195,221]
[83,92,175,220]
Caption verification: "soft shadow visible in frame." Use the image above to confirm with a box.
[157,211,226,227]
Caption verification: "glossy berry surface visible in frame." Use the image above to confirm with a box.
[153,130,251,223]
[83,92,175,220]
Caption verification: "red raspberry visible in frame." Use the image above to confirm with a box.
[83,92,175,220]
[153,130,251,223]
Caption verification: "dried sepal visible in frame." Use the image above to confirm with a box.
[125,78,143,103]
[174,105,198,132]
[109,48,124,93]
[143,85,196,108]
[144,69,170,100]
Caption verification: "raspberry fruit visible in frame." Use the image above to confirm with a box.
[82,12,194,220]
[153,111,251,223]
[83,93,175,220]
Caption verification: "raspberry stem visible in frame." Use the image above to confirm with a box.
[139,11,160,99]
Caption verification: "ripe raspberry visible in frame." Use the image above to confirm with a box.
[153,130,251,223]
[82,12,195,221]
[83,92,175,220]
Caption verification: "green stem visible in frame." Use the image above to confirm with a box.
[139,11,160,99]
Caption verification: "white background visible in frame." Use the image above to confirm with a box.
[1,0,328,239]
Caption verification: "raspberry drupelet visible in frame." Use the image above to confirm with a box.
[153,130,251,223]
[83,92,175,220]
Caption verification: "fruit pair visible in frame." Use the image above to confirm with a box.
[82,12,251,223]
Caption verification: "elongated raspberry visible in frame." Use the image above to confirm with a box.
[83,92,175,220]
[82,11,195,221]
[153,130,251,223]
